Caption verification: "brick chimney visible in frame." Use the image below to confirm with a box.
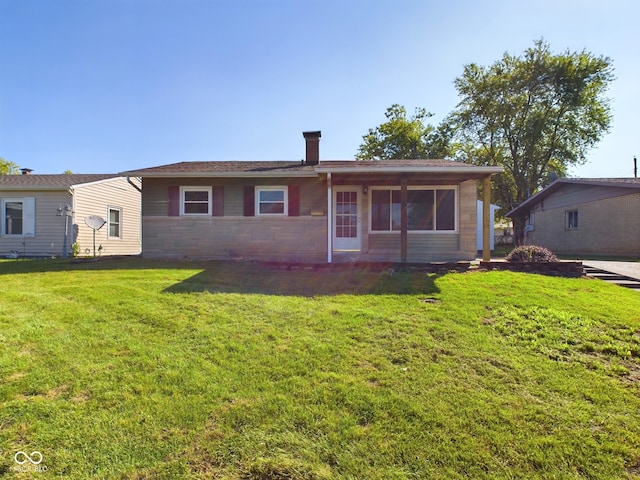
[20,168,33,175]
[303,131,321,165]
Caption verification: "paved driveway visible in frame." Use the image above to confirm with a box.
[582,261,640,281]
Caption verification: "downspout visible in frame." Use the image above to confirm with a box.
[69,186,76,258]
[126,176,143,255]
[127,176,143,194]
[327,172,332,263]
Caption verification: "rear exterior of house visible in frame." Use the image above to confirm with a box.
[507,178,640,257]
[0,174,141,257]
[127,132,501,263]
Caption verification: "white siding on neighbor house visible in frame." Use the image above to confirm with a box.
[0,190,73,256]
[72,177,142,256]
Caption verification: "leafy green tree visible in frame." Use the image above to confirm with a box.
[0,157,19,175]
[356,104,450,160]
[447,39,614,243]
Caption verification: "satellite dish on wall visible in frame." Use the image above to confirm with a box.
[85,215,106,230]
[84,215,107,257]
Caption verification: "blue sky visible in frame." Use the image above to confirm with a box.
[1,0,638,177]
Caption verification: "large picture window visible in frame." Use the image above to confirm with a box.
[256,187,288,216]
[180,187,212,215]
[370,187,456,232]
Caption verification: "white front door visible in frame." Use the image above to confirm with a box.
[333,186,362,251]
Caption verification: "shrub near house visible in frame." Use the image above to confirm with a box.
[506,245,559,262]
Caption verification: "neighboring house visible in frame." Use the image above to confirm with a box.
[0,173,142,257]
[506,178,640,257]
[123,131,502,263]
[476,201,501,251]
[494,220,515,247]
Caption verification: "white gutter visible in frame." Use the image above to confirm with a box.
[121,171,319,178]
[315,166,503,175]
[326,172,332,264]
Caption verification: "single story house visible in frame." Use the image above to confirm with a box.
[123,131,502,263]
[0,173,142,257]
[506,177,640,257]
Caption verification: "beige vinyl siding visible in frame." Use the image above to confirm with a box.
[0,190,72,256]
[72,177,142,256]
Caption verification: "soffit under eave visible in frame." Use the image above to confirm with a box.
[328,172,493,185]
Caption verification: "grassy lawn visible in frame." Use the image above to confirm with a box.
[1,258,639,479]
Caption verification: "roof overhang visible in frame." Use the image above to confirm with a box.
[315,165,502,177]
[126,171,319,178]
[0,185,69,191]
[0,174,119,191]
[122,160,503,179]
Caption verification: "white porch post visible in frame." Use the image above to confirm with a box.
[327,172,332,263]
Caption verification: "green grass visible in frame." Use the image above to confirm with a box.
[1,258,639,479]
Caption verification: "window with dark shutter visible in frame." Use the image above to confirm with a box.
[288,185,300,216]
[212,186,224,217]
[168,186,180,216]
[243,186,255,216]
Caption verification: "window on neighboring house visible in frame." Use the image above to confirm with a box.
[108,207,122,239]
[525,210,535,232]
[181,187,212,215]
[2,198,35,236]
[256,187,287,215]
[4,200,23,235]
[370,187,456,232]
[567,210,578,230]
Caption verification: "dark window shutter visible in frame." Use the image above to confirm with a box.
[212,186,224,217]
[243,186,255,216]
[168,186,180,216]
[288,185,300,217]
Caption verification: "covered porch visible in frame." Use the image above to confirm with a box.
[316,161,501,264]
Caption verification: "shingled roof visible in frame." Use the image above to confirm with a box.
[0,174,118,190]
[122,159,502,177]
[122,161,318,177]
[506,178,640,217]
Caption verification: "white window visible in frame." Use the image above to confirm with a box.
[370,187,457,232]
[2,198,35,236]
[256,187,288,216]
[525,209,535,232]
[567,210,578,230]
[180,187,212,215]
[108,207,122,239]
